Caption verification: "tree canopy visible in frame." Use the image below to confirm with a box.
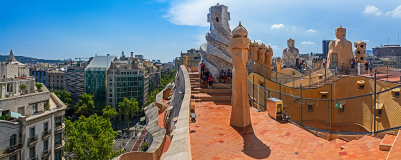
[102,105,118,120]
[65,114,118,160]
[145,70,175,106]
[54,89,73,107]
[75,93,95,117]
[118,97,139,130]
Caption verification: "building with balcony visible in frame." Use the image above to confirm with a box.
[0,78,67,160]
[174,48,201,71]
[0,50,30,80]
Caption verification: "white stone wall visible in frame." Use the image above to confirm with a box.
[23,117,53,160]
[0,92,49,117]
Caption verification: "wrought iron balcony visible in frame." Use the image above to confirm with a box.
[42,149,51,158]
[42,129,51,140]
[28,135,38,146]
[54,140,64,150]
[28,155,38,160]
[3,143,22,155]
[55,123,65,132]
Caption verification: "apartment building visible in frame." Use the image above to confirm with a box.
[0,78,67,160]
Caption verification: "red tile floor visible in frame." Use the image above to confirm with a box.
[190,102,389,160]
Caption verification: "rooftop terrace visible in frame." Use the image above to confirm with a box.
[190,101,389,160]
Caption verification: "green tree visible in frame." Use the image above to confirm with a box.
[55,89,72,107]
[75,93,95,117]
[102,105,118,120]
[145,70,175,106]
[65,114,118,160]
[19,84,26,94]
[118,98,139,131]
[35,83,43,91]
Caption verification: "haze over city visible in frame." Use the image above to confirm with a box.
[1,0,400,62]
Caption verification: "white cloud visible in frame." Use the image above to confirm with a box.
[163,0,222,27]
[301,41,315,45]
[270,46,279,50]
[195,34,206,46]
[255,39,263,44]
[270,24,285,29]
[386,5,401,18]
[363,5,382,16]
[307,29,317,33]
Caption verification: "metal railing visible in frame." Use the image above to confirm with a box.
[42,149,51,158]
[28,135,38,145]
[3,143,22,154]
[55,140,64,150]
[248,60,401,135]
[28,155,38,160]
[42,129,51,139]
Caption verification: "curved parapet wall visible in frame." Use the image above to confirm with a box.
[119,103,167,160]
[200,4,232,78]
[155,83,174,114]
[161,65,192,160]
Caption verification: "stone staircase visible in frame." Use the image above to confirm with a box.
[189,72,232,104]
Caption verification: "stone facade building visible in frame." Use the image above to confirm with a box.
[200,3,233,78]
[107,53,160,108]
[0,78,66,160]
[174,49,201,71]
[47,71,65,91]
[0,50,29,80]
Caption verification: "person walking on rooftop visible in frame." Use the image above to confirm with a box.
[200,60,205,75]
[364,62,369,75]
[369,61,373,75]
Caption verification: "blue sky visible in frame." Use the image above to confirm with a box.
[0,0,400,62]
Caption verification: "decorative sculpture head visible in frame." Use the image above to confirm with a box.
[232,22,248,38]
[250,41,260,52]
[335,26,346,39]
[230,22,249,65]
[287,38,295,48]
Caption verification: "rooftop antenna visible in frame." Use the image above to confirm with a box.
[398,32,399,45]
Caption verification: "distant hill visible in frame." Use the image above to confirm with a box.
[0,55,66,64]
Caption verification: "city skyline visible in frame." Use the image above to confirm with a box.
[1,0,401,62]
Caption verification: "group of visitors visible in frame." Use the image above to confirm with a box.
[201,69,214,88]
[364,61,373,75]
[199,60,232,89]
[218,69,232,83]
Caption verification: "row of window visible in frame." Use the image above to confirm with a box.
[8,116,63,160]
